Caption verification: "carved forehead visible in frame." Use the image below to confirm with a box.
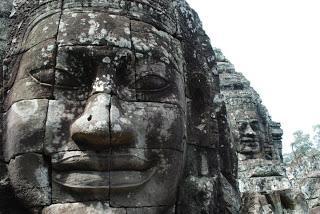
[16,0,178,43]
[23,10,183,65]
[234,109,259,121]
[57,11,131,47]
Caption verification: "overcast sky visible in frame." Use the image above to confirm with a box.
[187,0,320,153]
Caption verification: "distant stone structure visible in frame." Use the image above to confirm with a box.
[286,154,320,213]
[215,48,309,213]
[0,0,239,213]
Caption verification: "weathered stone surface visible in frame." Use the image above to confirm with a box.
[240,190,309,214]
[177,174,220,214]
[238,159,286,178]
[44,100,84,154]
[220,173,241,213]
[51,171,110,203]
[110,149,183,207]
[300,177,320,208]
[216,47,309,213]
[43,202,126,214]
[1,0,245,213]
[8,153,51,207]
[286,153,320,210]
[239,176,291,193]
[177,143,239,214]
[57,11,131,47]
[109,99,186,151]
[22,13,60,50]
[310,206,320,214]
[126,206,175,214]
[4,99,48,161]
[0,162,12,208]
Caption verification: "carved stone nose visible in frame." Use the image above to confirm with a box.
[70,93,111,149]
[244,124,256,137]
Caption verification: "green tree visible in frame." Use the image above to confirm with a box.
[291,130,312,158]
[313,124,320,149]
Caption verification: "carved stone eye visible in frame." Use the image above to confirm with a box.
[250,121,259,131]
[135,75,169,92]
[237,122,247,131]
[29,69,54,85]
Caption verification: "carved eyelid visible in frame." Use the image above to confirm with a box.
[29,68,84,89]
[134,74,170,92]
[29,69,55,86]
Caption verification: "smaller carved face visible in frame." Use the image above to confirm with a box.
[234,110,266,157]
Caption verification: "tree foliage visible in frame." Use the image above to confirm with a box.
[291,130,313,158]
[313,124,320,149]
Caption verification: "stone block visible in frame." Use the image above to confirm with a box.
[134,51,185,108]
[128,0,176,35]
[220,173,241,213]
[57,11,131,48]
[4,99,48,161]
[301,177,320,202]
[63,0,125,11]
[110,149,183,207]
[22,13,60,50]
[51,151,110,203]
[177,175,220,214]
[8,153,51,207]
[238,176,291,193]
[44,100,85,154]
[110,99,185,151]
[43,202,126,214]
[126,206,175,214]
[52,170,109,203]
[183,144,219,177]
[4,77,53,110]
[16,39,57,81]
[238,159,286,178]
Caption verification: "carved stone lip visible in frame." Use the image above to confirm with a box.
[52,151,153,171]
[240,137,257,143]
[51,151,157,191]
[53,168,157,191]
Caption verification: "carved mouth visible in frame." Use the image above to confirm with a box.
[51,151,156,191]
[240,137,257,143]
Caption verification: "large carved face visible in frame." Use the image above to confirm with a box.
[233,109,266,159]
[4,10,186,212]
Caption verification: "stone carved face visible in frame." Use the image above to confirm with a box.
[234,109,266,159]
[4,10,186,211]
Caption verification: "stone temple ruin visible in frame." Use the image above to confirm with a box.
[0,0,317,213]
[216,49,309,213]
